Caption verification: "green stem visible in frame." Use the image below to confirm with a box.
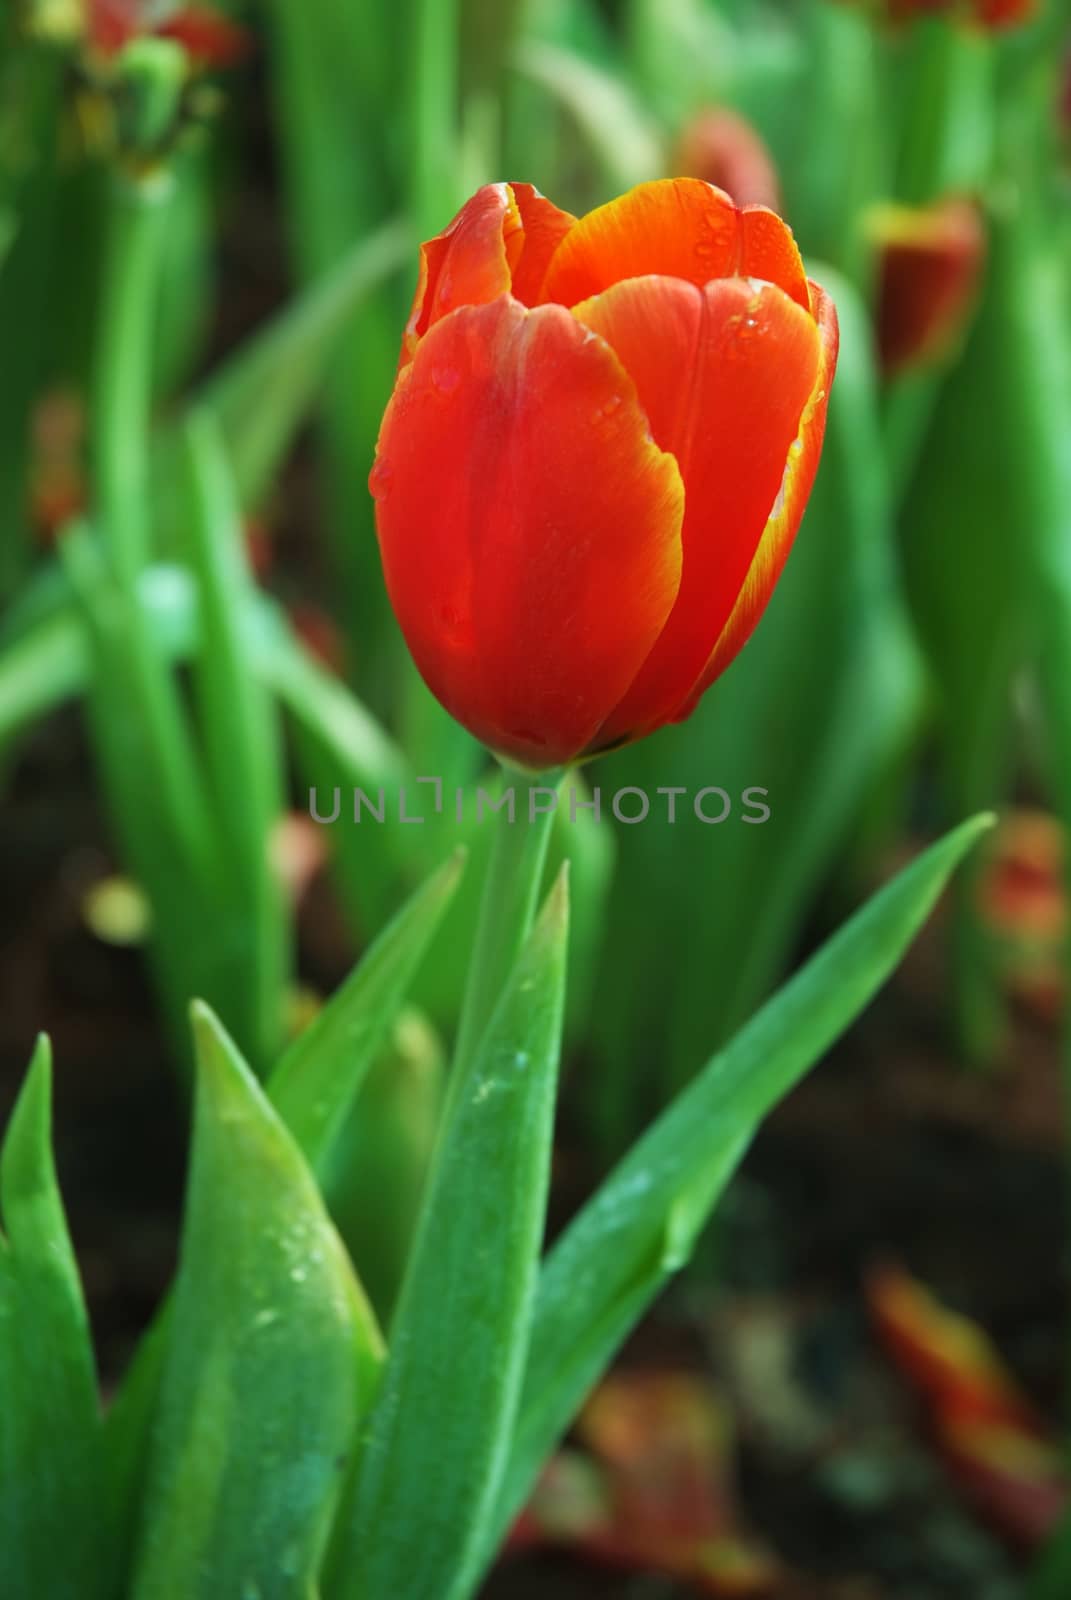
[452,764,562,1083]
[87,165,218,887]
[409,0,461,237]
[93,170,171,588]
[896,18,993,206]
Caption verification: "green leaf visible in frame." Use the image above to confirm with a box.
[181,218,410,513]
[103,853,459,1585]
[268,847,466,1172]
[322,1009,446,1329]
[278,620,412,932]
[129,1005,384,1600]
[0,599,88,758]
[480,815,992,1570]
[902,184,1052,1058]
[264,0,406,651]
[0,1038,107,1600]
[183,410,289,1068]
[512,38,664,189]
[1032,1510,1071,1600]
[326,869,571,1600]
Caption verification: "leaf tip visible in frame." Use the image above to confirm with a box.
[540,860,571,936]
[189,1000,251,1097]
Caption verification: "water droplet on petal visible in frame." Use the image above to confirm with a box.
[593,394,624,424]
[432,364,461,396]
[369,458,393,500]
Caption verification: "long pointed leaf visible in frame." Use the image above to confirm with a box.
[184,410,289,1068]
[184,219,409,512]
[0,1039,106,1600]
[327,869,571,1600]
[103,852,462,1578]
[484,814,992,1566]
[130,1005,383,1600]
[268,847,466,1170]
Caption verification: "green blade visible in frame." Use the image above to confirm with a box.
[0,1039,107,1600]
[326,869,571,1600]
[268,847,466,1171]
[129,1006,384,1600]
[483,814,992,1568]
[183,410,289,1068]
[177,218,410,515]
[103,852,463,1579]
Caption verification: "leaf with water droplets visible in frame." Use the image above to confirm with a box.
[129,1005,384,1600]
[326,869,571,1600]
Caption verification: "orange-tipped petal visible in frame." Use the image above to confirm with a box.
[372,296,684,768]
[538,178,810,313]
[572,274,822,748]
[508,182,579,304]
[403,184,519,364]
[683,281,839,710]
[402,183,576,366]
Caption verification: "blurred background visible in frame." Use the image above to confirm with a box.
[2,0,1071,1594]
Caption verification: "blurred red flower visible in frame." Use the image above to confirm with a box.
[86,0,251,65]
[371,179,838,769]
[674,108,782,211]
[869,1263,1069,1550]
[868,196,985,376]
[884,0,1036,27]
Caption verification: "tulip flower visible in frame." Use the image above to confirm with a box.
[370,179,838,769]
[882,0,1036,27]
[868,197,985,376]
[87,0,251,65]
[674,108,782,211]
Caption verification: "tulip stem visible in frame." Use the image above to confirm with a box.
[451,764,563,1086]
[93,167,172,588]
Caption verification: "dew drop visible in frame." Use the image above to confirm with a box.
[594,394,623,424]
[369,458,393,500]
[432,364,461,396]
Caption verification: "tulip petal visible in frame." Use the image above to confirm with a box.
[571,274,822,747]
[508,183,578,305]
[402,184,577,366]
[682,283,839,714]
[403,184,520,364]
[372,296,684,767]
[538,178,810,313]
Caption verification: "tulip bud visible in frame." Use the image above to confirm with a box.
[868,197,985,376]
[370,179,838,769]
[673,107,782,211]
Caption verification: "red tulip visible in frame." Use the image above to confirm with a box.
[882,0,1036,27]
[674,108,782,212]
[869,197,985,376]
[87,0,251,65]
[371,179,838,769]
